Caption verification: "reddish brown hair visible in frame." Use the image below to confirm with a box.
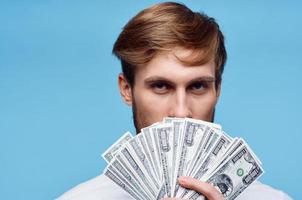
[113,2,227,88]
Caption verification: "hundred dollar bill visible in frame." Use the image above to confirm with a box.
[104,168,143,200]
[114,152,156,199]
[208,138,262,182]
[177,134,231,197]
[198,134,232,176]
[187,127,222,178]
[125,137,160,189]
[184,119,222,177]
[137,133,160,181]
[156,184,167,200]
[156,124,174,197]
[191,131,232,177]
[102,131,133,163]
[151,125,164,181]
[187,145,264,200]
[170,119,185,197]
[105,164,150,200]
[174,118,221,196]
[101,118,264,200]
[219,133,262,166]
[110,156,154,199]
[176,127,222,197]
[178,133,232,198]
[204,138,246,179]
[142,124,163,181]
[120,146,159,197]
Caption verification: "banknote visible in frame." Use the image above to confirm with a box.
[186,145,264,200]
[174,118,221,196]
[151,125,164,181]
[102,131,133,163]
[177,133,232,198]
[203,138,246,180]
[187,127,222,177]
[119,147,159,197]
[102,118,264,200]
[116,151,158,199]
[105,158,153,200]
[137,133,160,180]
[142,123,163,181]
[104,168,143,200]
[125,138,160,189]
[156,124,173,197]
[105,164,149,200]
[168,119,185,197]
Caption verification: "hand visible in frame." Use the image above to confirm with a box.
[162,176,225,200]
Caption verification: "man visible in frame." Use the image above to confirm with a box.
[57,2,291,200]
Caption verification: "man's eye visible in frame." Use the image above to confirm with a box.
[150,82,170,94]
[189,82,207,94]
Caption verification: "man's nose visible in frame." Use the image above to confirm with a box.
[169,89,192,118]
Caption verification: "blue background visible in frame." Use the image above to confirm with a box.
[0,0,301,199]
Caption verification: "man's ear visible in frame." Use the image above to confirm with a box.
[118,73,133,106]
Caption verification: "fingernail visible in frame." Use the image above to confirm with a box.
[178,176,188,185]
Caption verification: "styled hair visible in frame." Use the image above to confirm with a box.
[113,2,227,88]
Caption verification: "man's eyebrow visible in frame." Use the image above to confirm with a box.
[144,76,215,85]
[188,76,216,83]
[186,76,216,86]
[144,76,175,85]
[144,76,175,86]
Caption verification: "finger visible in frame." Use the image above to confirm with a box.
[178,176,225,200]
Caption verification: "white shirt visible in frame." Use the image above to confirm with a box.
[56,174,292,200]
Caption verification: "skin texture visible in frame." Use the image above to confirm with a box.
[162,176,225,200]
[119,48,221,131]
[118,48,224,200]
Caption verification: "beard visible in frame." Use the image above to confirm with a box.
[132,96,157,134]
[132,97,216,134]
[132,98,142,134]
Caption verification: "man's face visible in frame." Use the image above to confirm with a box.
[119,48,220,132]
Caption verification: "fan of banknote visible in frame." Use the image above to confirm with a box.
[102,118,264,200]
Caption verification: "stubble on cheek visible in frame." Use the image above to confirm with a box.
[195,96,217,122]
[132,98,149,134]
[200,106,215,122]
[132,95,163,133]
[131,97,140,134]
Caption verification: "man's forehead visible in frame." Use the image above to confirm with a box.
[135,49,216,83]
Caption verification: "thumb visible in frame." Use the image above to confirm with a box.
[178,176,225,200]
